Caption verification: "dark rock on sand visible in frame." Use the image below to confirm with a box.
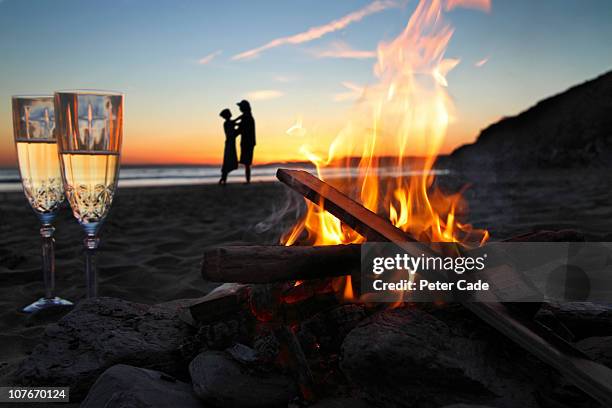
[576,336,612,368]
[450,70,612,170]
[10,297,194,400]
[309,397,373,408]
[537,302,612,340]
[189,350,298,407]
[81,364,202,408]
[298,304,367,355]
[439,405,497,408]
[340,307,545,408]
[225,342,260,365]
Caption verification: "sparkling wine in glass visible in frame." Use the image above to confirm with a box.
[12,96,73,312]
[54,91,123,298]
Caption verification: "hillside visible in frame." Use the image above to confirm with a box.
[450,70,612,169]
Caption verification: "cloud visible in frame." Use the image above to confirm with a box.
[474,57,489,67]
[333,81,365,102]
[231,0,397,61]
[198,50,222,65]
[313,41,376,60]
[244,90,285,101]
[445,0,491,12]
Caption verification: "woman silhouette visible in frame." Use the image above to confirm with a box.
[235,100,255,184]
[219,108,238,185]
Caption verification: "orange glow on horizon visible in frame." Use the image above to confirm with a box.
[0,122,482,167]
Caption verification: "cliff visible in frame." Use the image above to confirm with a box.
[450,70,612,169]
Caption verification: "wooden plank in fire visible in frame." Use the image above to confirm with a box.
[202,244,361,283]
[276,168,612,407]
[187,283,250,324]
[201,229,582,286]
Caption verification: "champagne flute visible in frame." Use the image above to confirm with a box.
[12,96,73,312]
[54,91,123,298]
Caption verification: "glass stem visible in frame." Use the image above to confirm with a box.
[40,225,56,299]
[84,235,100,298]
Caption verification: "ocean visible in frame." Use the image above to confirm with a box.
[0,164,449,192]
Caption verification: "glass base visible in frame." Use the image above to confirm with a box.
[22,297,74,313]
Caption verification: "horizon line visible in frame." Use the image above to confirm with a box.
[0,154,451,170]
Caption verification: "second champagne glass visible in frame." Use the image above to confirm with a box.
[54,90,123,298]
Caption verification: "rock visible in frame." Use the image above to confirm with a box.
[226,343,260,365]
[309,397,373,408]
[81,364,202,408]
[576,336,612,368]
[537,302,612,340]
[253,329,281,364]
[189,350,297,407]
[340,307,548,408]
[24,304,74,327]
[298,305,367,355]
[10,297,195,400]
[440,405,497,408]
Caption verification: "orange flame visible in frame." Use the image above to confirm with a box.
[282,0,491,301]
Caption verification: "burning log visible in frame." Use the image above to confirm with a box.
[202,244,361,283]
[201,230,583,285]
[277,169,415,243]
[275,325,316,402]
[187,283,250,324]
[187,280,344,327]
[276,168,612,407]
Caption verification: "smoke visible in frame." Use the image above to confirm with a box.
[251,188,307,244]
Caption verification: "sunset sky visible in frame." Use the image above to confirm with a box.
[1,0,611,166]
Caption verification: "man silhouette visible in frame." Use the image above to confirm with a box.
[236,100,256,184]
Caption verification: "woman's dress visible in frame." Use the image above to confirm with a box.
[222,121,238,174]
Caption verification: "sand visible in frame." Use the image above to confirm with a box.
[0,182,296,371]
[1,168,612,375]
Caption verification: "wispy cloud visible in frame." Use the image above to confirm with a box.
[333,81,365,102]
[313,41,376,60]
[245,90,285,101]
[198,50,222,65]
[445,0,491,12]
[475,57,489,67]
[232,0,397,61]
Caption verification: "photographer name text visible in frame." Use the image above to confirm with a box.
[370,253,490,293]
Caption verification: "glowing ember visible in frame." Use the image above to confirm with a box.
[282,0,491,300]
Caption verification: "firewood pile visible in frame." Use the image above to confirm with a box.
[175,169,612,407]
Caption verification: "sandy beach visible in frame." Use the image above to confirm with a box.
[1,168,612,380]
[0,181,295,371]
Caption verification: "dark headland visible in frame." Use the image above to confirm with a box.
[450,70,612,170]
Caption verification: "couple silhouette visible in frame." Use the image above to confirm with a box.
[219,100,256,185]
